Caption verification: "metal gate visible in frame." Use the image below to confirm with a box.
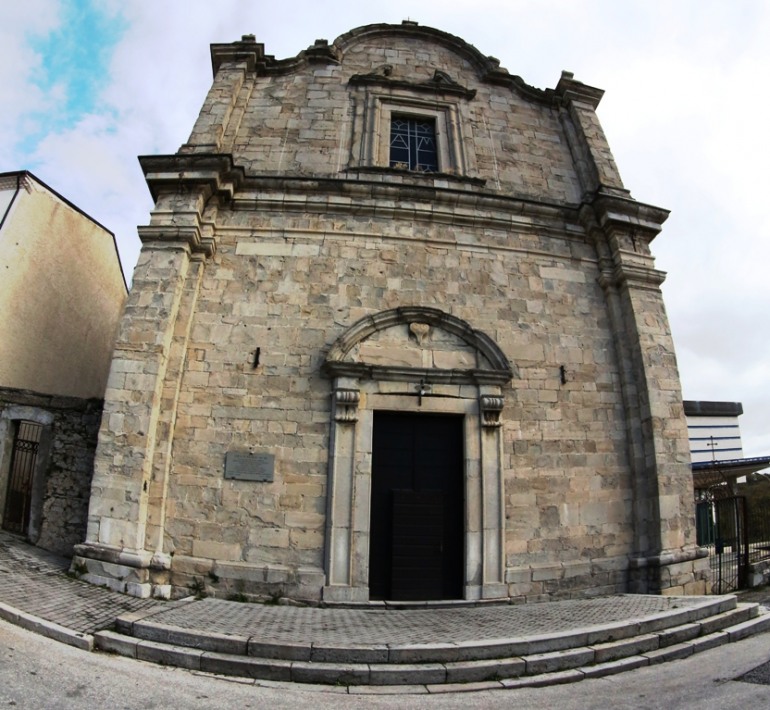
[705,496,749,594]
[2,420,43,534]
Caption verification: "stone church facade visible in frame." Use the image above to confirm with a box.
[74,22,709,602]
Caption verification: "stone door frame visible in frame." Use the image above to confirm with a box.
[321,307,512,602]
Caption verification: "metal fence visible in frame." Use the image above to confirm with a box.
[747,496,770,570]
[698,495,770,594]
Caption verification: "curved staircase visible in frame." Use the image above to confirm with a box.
[94,594,770,691]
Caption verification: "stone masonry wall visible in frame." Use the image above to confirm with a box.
[158,198,633,599]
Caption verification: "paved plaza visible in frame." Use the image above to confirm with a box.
[135,594,712,646]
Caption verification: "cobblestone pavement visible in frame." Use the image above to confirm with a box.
[0,532,160,634]
[736,586,770,608]
[143,594,712,645]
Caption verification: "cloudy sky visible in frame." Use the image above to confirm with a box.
[2,0,769,458]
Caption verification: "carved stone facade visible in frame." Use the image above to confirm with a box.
[74,22,708,601]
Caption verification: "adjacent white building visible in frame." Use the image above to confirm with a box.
[684,400,770,492]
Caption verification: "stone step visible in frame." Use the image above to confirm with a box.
[113,594,740,664]
[94,602,770,688]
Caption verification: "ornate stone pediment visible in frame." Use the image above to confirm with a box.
[322,307,512,385]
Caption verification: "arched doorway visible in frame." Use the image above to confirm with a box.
[321,307,513,603]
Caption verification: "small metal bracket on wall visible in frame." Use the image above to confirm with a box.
[416,379,432,406]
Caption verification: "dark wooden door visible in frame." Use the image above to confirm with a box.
[369,412,463,601]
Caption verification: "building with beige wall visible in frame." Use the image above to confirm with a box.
[0,171,127,553]
[75,22,708,602]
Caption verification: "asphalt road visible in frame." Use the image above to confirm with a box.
[1,617,770,709]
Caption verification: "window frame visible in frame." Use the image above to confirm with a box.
[388,114,439,172]
[353,91,469,177]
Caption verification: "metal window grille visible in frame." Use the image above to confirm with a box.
[389,117,438,172]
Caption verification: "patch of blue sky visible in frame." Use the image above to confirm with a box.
[20,0,126,154]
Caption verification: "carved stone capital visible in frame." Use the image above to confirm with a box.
[334,388,360,423]
[480,395,504,427]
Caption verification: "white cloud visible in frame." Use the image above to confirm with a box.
[0,1,62,167]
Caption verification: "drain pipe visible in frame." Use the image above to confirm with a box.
[0,172,24,232]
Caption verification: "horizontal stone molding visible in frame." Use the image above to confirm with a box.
[324,362,512,386]
[349,68,477,99]
[581,193,670,243]
[230,176,584,236]
[598,264,668,291]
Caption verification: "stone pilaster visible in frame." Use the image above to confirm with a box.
[558,72,707,593]
[323,381,362,600]
[582,195,706,593]
[143,251,206,573]
[74,164,225,597]
[478,389,506,598]
[181,35,264,154]
[556,71,630,202]
[75,239,197,595]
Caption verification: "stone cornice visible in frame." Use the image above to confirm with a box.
[323,362,512,386]
[136,152,602,253]
[137,225,216,257]
[229,172,584,237]
[139,154,245,204]
[554,71,604,109]
[598,263,667,291]
[210,34,271,76]
[141,154,662,245]
[582,192,670,244]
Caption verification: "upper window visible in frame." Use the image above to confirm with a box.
[389,116,438,172]
[347,91,475,179]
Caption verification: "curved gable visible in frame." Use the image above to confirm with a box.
[334,22,495,77]
[333,22,551,103]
